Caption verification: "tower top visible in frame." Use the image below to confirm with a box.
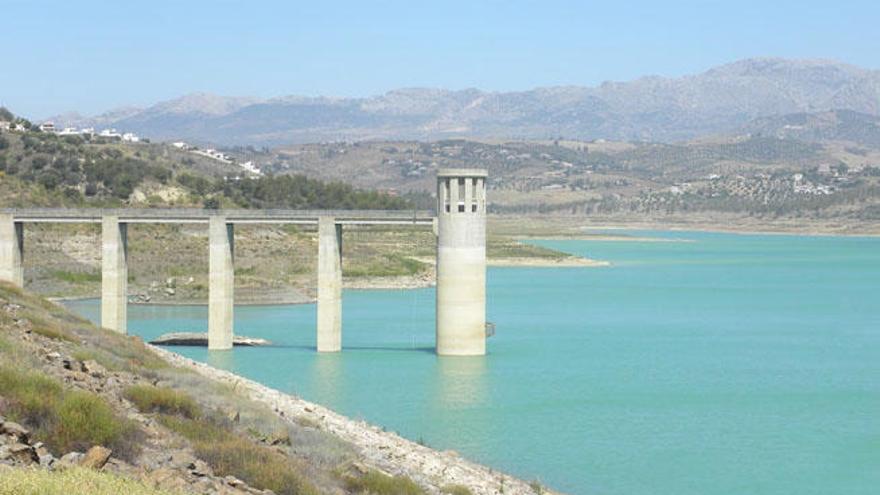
[437,168,487,178]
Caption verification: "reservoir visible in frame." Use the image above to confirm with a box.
[64,231,880,495]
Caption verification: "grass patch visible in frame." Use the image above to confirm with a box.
[124,385,201,419]
[344,254,426,277]
[442,484,474,495]
[0,466,184,495]
[343,470,425,495]
[0,365,141,460]
[158,414,318,495]
[50,269,102,284]
[488,238,568,259]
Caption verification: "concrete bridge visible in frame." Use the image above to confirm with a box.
[0,169,488,355]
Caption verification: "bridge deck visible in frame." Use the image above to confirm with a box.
[2,208,436,225]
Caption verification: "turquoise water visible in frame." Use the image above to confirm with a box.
[64,231,880,495]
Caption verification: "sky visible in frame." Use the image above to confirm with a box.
[2,0,879,118]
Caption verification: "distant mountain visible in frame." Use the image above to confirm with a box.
[49,58,880,146]
[744,110,880,149]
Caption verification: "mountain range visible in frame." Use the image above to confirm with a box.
[48,57,880,147]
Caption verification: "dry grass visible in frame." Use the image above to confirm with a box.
[124,385,201,419]
[158,414,319,495]
[442,484,474,495]
[343,470,425,495]
[0,466,184,495]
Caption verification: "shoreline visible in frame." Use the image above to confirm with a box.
[575,222,880,238]
[150,344,549,495]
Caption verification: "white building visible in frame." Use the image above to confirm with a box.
[39,122,56,133]
[121,132,140,143]
[239,161,263,176]
[99,129,122,138]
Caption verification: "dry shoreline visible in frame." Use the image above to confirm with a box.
[150,345,550,495]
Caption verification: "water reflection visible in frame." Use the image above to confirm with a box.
[435,356,488,409]
[207,348,236,372]
[309,353,344,405]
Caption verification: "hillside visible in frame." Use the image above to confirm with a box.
[49,58,880,146]
[254,136,880,225]
[0,124,413,210]
[0,283,543,494]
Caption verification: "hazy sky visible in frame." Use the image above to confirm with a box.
[3,0,879,118]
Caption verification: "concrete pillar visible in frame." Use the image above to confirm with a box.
[101,216,128,333]
[436,169,488,356]
[317,217,342,352]
[0,214,23,287]
[208,216,234,350]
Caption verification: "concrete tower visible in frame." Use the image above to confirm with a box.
[436,168,487,356]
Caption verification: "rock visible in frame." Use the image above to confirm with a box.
[190,459,212,477]
[8,443,38,465]
[164,287,176,296]
[39,453,55,467]
[46,351,62,360]
[225,475,246,488]
[57,451,84,469]
[150,332,272,347]
[81,359,107,377]
[1,421,29,442]
[79,445,112,469]
[227,409,240,423]
[166,277,176,287]
[62,358,77,370]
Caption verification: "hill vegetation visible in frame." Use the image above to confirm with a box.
[0,115,411,211]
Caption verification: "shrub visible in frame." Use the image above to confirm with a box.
[159,415,318,495]
[0,467,183,495]
[124,385,201,419]
[0,365,141,460]
[442,485,474,495]
[344,470,425,495]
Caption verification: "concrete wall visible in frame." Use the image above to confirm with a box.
[317,217,343,352]
[208,216,234,350]
[101,216,128,333]
[0,214,24,287]
[436,170,487,356]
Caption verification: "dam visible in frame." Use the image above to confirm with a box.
[0,169,489,355]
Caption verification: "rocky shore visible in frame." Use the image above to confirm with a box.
[152,346,544,495]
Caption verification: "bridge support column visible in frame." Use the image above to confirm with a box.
[317,217,342,352]
[101,216,128,333]
[436,169,487,356]
[0,214,23,287]
[209,216,234,350]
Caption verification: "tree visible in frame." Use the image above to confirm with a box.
[203,197,221,210]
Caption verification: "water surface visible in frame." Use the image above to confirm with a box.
[65,231,880,495]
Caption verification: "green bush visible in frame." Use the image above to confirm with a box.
[50,269,101,284]
[124,385,201,419]
[0,365,141,460]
